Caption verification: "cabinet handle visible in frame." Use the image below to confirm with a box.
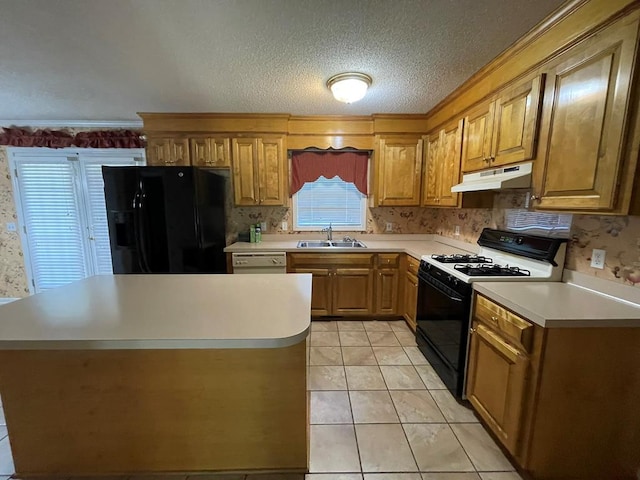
[491,316,498,322]
[469,327,477,334]
[490,156,495,162]
[530,195,540,202]
[483,157,491,163]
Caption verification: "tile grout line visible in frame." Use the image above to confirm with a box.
[388,330,423,474]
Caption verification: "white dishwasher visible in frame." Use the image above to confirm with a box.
[231,252,287,274]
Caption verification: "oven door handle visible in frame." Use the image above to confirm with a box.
[418,271,465,302]
[439,291,463,302]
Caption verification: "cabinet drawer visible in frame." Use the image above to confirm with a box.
[407,255,420,275]
[377,253,400,268]
[474,294,533,352]
[288,253,374,268]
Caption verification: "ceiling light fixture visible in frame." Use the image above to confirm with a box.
[326,72,372,104]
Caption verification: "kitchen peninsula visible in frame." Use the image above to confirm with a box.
[0,274,312,476]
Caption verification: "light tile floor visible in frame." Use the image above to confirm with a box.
[0,320,522,480]
[306,320,522,480]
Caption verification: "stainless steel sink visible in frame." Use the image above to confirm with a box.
[297,241,333,248]
[297,240,367,248]
[330,241,367,248]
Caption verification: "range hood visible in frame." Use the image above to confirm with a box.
[451,162,533,192]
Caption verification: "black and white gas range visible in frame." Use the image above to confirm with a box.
[415,228,567,399]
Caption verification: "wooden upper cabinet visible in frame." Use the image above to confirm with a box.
[491,75,544,168]
[462,102,494,172]
[422,134,440,206]
[533,17,639,212]
[462,75,544,172]
[146,137,190,166]
[190,137,231,168]
[437,119,463,207]
[376,136,423,206]
[422,118,463,207]
[232,137,260,205]
[231,135,287,206]
[257,136,287,206]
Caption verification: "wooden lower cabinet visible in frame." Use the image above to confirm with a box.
[402,255,420,331]
[466,322,529,454]
[467,293,640,479]
[307,268,332,316]
[333,268,374,315]
[287,253,399,318]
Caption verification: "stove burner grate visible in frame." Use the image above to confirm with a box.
[453,263,531,277]
[431,254,493,264]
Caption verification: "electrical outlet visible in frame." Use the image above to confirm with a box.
[260,222,267,232]
[6,222,16,232]
[385,222,393,232]
[454,225,460,236]
[281,221,288,231]
[590,249,606,269]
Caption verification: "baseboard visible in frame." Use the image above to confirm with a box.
[0,298,19,305]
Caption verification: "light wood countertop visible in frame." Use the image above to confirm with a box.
[0,274,312,349]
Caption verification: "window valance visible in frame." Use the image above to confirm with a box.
[0,127,146,149]
[290,151,368,196]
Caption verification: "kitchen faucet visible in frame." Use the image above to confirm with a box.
[322,223,333,241]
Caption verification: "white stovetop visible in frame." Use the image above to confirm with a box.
[0,274,312,350]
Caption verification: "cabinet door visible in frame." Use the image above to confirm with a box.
[403,271,418,331]
[375,268,399,315]
[534,18,638,211]
[491,75,544,168]
[466,322,528,455]
[438,118,464,206]
[462,102,495,172]
[422,133,440,206]
[146,138,190,166]
[291,267,332,316]
[232,138,259,205]
[333,268,374,315]
[257,136,286,206]
[191,137,231,168]
[376,136,423,206]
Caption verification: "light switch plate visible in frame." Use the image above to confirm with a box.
[281,221,288,231]
[260,222,267,232]
[6,222,16,232]
[454,225,460,236]
[590,249,606,269]
[385,222,393,232]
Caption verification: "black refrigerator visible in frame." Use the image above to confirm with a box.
[102,166,227,274]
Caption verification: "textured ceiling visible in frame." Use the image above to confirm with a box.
[0,0,567,123]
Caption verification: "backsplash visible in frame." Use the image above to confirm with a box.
[1,144,640,297]
[568,215,640,287]
[0,146,29,297]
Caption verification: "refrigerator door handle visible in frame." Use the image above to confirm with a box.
[137,180,153,273]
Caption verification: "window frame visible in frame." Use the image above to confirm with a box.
[8,147,145,294]
[291,175,368,232]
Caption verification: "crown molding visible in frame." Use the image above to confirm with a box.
[0,120,143,129]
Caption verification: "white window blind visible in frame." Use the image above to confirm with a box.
[79,155,140,275]
[504,210,572,237]
[293,175,366,231]
[10,149,144,293]
[14,157,89,291]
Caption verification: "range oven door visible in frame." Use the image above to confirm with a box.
[416,265,472,398]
